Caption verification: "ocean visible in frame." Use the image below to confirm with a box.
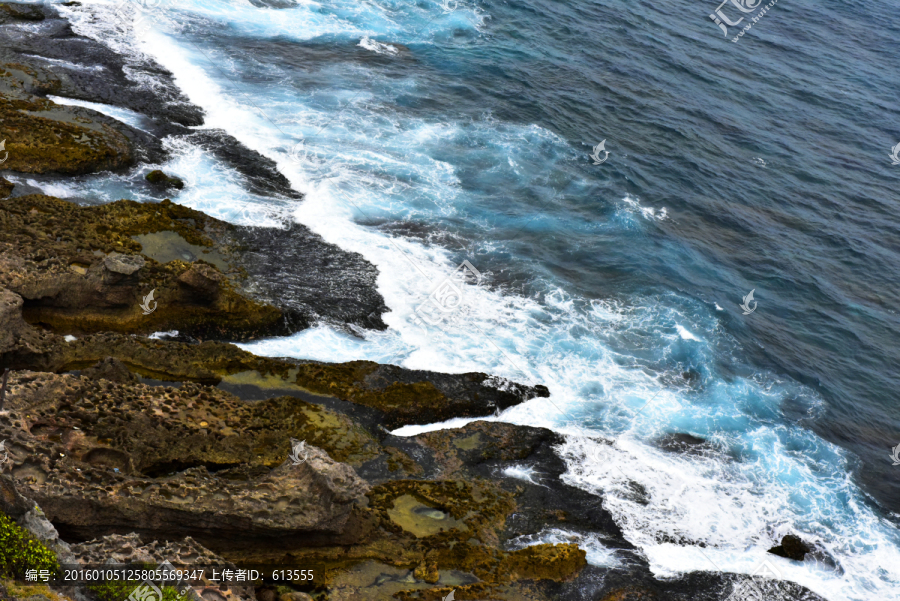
[38,0,900,598]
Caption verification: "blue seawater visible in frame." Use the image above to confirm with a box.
[51,0,900,599]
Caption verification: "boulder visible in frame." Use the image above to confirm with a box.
[768,534,813,561]
[146,170,185,190]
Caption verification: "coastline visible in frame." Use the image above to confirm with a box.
[0,2,835,601]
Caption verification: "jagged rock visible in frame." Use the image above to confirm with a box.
[102,254,146,276]
[655,433,716,456]
[71,533,256,601]
[0,65,139,175]
[80,357,138,384]
[177,263,223,299]
[0,195,282,339]
[768,534,813,561]
[0,287,58,364]
[146,170,185,190]
[0,371,371,546]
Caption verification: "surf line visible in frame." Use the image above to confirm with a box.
[732,0,779,43]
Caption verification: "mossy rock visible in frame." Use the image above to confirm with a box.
[0,511,59,580]
[0,90,132,175]
[0,195,283,339]
[146,170,185,190]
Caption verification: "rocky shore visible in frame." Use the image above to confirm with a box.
[0,2,829,600]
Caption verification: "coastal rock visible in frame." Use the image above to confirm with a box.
[768,534,813,561]
[0,371,372,545]
[102,253,145,276]
[655,432,717,457]
[0,64,142,175]
[0,2,203,127]
[146,170,185,191]
[71,533,257,601]
[0,176,13,198]
[80,357,138,384]
[0,195,283,339]
[0,287,58,366]
[177,263,223,300]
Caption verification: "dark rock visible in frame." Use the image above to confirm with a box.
[81,357,138,384]
[146,169,185,190]
[0,2,45,22]
[656,432,715,456]
[185,130,301,201]
[0,3,203,127]
[768,533,813,561]
[0,176,13,198]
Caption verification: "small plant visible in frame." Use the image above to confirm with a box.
[0,511,60,580]
[88,579,186,601]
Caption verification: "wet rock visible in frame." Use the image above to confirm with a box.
[0,3,202,127]
[0,2,45,22]
[655,432,716,456]
[0,177,13,198]
[80,357,138,384]
[146,169,185,190]
[0,67,143,175]
[0,195,283,339]
[768,534,813,561]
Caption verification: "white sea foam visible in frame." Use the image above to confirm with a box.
[501,464,544,486]
[358,36,400,55]
[676,324,700,341]
[47,95,147,129]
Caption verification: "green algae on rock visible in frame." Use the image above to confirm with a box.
[0,69,136,175]
[145,169,185,190]
[0,194,283,339]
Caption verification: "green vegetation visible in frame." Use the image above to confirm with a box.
[88,579,186,601]
[0,511,59,580]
